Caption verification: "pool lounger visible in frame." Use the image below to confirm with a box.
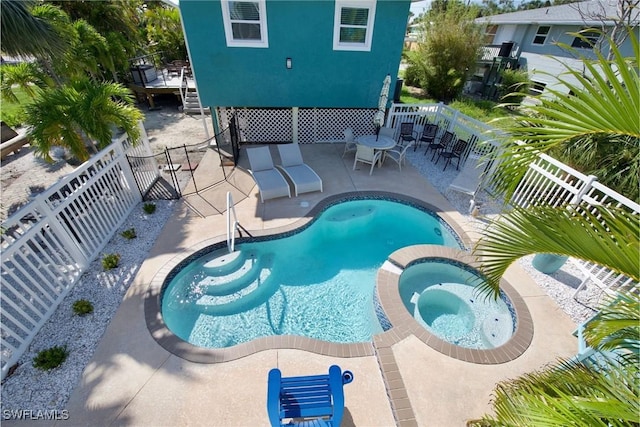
[246,146,292,203]
[276,143,323,197]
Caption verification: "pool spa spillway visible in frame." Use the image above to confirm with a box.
[159,197,463,349]
[400,260,516,350]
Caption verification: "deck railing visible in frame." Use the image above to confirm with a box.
[0,126,156,379]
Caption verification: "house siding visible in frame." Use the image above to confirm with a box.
[180,0,410,109]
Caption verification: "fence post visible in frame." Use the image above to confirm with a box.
[292,107,299,144]
[571,174,598,206]
[34,197,90,270]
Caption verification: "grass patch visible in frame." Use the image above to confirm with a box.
[0,87,33,126]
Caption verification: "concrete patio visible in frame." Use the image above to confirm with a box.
[58,143,578,426]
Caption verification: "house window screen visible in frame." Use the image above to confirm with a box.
[221,0,268,47]
[333,0,376,51]
[340,8,369,43]
[571,28,600,49]
[532,26,550,45]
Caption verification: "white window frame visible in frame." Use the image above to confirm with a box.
[220,0,269,48]
[333,0,377,52]
[532,25,551,45]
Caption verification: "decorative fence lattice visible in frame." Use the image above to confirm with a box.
[216,107,292,143]
[298,108,377,144]
[0,128,150,379]
[215,107,377,145]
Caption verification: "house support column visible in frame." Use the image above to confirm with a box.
[292,107,299,144]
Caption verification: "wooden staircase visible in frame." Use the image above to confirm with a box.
[178,68,210,115]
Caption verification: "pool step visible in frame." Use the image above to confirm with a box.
[202,254,266,296]
[202,249,257,276]
[194,272,279,317]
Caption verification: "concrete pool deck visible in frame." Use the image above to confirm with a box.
[60,143,578,426]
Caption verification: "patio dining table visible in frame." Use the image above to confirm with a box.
[355,134,397,167]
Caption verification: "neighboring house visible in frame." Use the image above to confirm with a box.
[171,0,412,145]
[474,0,639,98]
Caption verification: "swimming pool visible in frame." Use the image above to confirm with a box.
[160,198,463,348]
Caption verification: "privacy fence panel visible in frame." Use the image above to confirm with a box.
[0,129,147,379]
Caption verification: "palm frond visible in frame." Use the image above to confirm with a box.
[489,28,640,200]
[480,358,639,426]
[0,1,68,58]
[473,205,639,299]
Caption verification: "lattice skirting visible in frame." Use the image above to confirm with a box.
[215,107,377,144]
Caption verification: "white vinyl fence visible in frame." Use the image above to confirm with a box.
[0,124,158,379]
[512,152,639,297]
[388,103,638,299]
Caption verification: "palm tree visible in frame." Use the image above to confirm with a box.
[0,62,53,103]
[470,28,640,426]
[24,78,143,163]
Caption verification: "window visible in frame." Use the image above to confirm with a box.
[532,25,551,45]
[484,24,498,44]
[333,0,377,51]
[220,0,268,48]
[571,28,600,49]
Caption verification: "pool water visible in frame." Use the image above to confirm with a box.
[161,199,462,348]
[400,261,515,349]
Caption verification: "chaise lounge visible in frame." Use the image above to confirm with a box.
[276,143,323,197]
[246,146,291,203]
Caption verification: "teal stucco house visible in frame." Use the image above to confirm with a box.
[173,0,412,143]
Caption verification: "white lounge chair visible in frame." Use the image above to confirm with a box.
[276,143,323,196]
[246,146,291,203]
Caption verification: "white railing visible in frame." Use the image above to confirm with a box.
[511,153,639,298]
[386,103,504,171]
[0,126,157,380]
[226,191,239,253]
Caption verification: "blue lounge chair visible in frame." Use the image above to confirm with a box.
[267,365,354,427]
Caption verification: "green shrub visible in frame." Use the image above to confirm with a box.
[403,62,424,88]
[143,203,156,214]
[33,346,68,371]
[497,69,530,105]
[72,299,93,316]
[120,228,137,239]
[101,253,120,270]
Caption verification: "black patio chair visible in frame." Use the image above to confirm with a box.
[398,122,417,148]
[436,138,468,171]
[426,130,454,161]
[415,123,438,151]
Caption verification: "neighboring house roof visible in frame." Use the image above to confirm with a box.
[475,0,639,26]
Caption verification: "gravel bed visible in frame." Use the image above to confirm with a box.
[1,146,600,414]
[1,200,175,412]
